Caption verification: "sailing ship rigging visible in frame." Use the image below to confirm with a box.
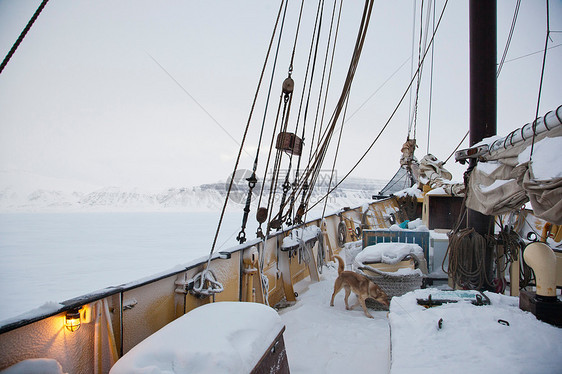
[0,0,561,373]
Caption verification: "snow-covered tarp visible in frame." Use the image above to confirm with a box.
[389,288,562,374]
[109,302,284,374]
[355,243,425,265]
[353,242,426,276]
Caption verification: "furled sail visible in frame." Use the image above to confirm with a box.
[457,105,562,224]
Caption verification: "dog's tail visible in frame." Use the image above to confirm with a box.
[334,255,345,275]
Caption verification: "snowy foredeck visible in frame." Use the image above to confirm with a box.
[279,260,562,374]
[279,263,391,373]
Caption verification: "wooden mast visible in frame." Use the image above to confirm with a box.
[468,0,497,288]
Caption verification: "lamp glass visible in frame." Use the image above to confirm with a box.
[65,310,81,332]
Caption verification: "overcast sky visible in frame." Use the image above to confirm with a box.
[0,0,560,191]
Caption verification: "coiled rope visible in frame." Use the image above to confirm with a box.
[446,227,493,290]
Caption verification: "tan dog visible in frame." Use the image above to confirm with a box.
[329,256,389,318]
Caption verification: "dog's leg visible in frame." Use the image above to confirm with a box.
[330,278,343,307]
[349,295,361,310]
[344,286,352,310]
[359,296,374,318]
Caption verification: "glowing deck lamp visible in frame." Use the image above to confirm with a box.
[65,309,81,332]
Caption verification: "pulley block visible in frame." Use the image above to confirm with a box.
[276,132,303,156]
[269,219,282,230]
[256,207,268,224]
[282,77,294,94]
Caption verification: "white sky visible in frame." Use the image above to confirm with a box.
[0,0,560,190]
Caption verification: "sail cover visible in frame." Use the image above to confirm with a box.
[465,105,562,224]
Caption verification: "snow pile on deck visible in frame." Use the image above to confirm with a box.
[109,302,284,374]
[1,358,66,374]
[389,288,562,374]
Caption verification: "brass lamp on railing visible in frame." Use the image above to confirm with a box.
[65,308,81,332]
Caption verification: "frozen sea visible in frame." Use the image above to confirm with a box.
[0,212,257,322]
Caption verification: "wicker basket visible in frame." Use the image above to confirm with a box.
[356,253,425,309]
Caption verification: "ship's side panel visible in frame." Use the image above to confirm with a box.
[213,251,242,303]
[122,277,178,354]
[0,310,94,373]
[0,198,403,373]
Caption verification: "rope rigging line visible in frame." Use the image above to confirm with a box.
[301,0,344,224]
[426,0,436,155]
[291,0,327,186]
[305,0,449,214]
[292,0,375,221]
[288,0,306,76]
[321,92,350,220]
[276,0,307,226]
[212,0,288,257]
[291,0,329,225]
[267,87,295,231]
[314,0,341,150]
[497,0,521,78]
[259,83,290,233]
[262,0,312,234]
[0,0,50,76]
[503,43,561,64]
[284,0,327,226]
[268,0,375,226]
[530,0,551,161]
[407,0,417,132]
[340,56,411,125]
[443,130,469,165]
[274,0,313,229]
[410,0,426,141]
[410,0,434,142]
[237,0,288,243]
[307,0,327,164]
[253,0,291,237]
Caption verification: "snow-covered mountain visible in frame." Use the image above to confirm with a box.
[0,171,388,212]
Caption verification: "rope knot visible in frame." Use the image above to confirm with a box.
[189,269,224,298]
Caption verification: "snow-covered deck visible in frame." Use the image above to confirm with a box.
[279,260,562,374]
[279,263,391,373]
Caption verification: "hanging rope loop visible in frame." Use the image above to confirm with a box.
[445,227,493,290]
